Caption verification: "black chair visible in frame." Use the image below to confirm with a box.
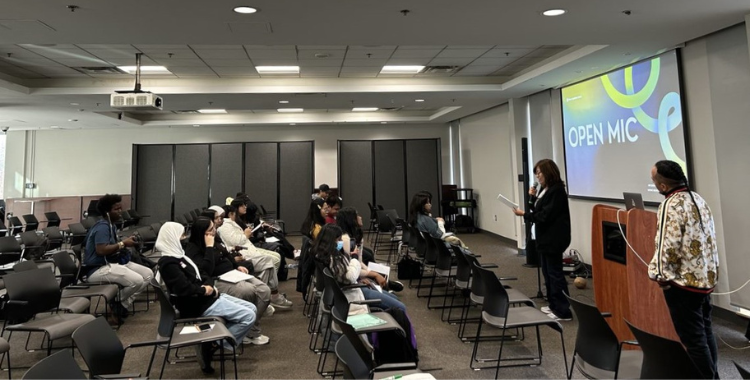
[72,317,163,378]
[566,295,641,379]
[11,260,91,314]
[52,250,121,322]
[0,219,8,237]
[260,204,276,218]
[471,263,567,378]
[43,226,64,251]
[8,216,23,236]
[0,236,23,267]
[20,231,47,260]
[44,211,62,228]
[625,320,702,379]
[67,223,88,247]
[81,216,99,230]
[21,214,39,232]
[22,349,86,380]
[735,361,750,379]
[127,209,148,226]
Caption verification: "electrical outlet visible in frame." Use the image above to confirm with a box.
[494,214,497,221]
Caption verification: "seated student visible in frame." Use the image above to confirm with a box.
[324,196,342,224]
[314,224,406,312]
[185,216,271,346]
[217,205,293,309]
[204,207,255,275]
[311,184,330,206]
[227,200,282,271]
[84,193,153,323]
[409,191,465,247]
[301,201,327,240]
[155,222,257,374]
[243,201,297,260]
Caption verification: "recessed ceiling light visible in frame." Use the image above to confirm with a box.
[380,65,425,74]
[278,108,304,113]
[352,107,379,112]
[415,99,425,102]
[279,100,289,104]
[197,109,227,114]
[233,6,258,14]
[117,66,171,74]
[542,9,566,16]
[256,66,300,74]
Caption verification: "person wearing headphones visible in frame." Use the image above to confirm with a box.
[648,160,719,379]
[83,194,153,323]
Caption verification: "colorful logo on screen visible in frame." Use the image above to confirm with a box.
[600,57,686,172]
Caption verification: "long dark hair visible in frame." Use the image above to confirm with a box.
[301,202,326,237]
[312,224,343,263]
[189,217,213,251]
[337,207,363,245]
[534,159,564,189]
[408,192,431,225]
[654,160,704,230]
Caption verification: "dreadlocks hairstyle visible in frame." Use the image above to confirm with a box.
[654,160,704,231]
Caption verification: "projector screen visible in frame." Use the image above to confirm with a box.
[561,51,689,204]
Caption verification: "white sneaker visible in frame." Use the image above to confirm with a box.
[547,312,572,322]
[540,306,552,314]
[243,335,270,345]
[271,294,293,309]
[263,305,275,317]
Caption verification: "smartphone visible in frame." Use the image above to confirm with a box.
[197,323,212,332]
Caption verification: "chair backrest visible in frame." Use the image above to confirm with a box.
[43,226,64,250]
[323,267,351,321]
[0,218,7,237]
[432,237,453,271]
[44,211,61,228]
[422,233,439,264]
[150,278,178,339]
[4,268,62,321]
[332,312,376,378]
[375,210,394,233]
[413,228,427,258]
[22,349,86,379]
[72,317,125,377]
[473,263,510,321]
[465,254,487,298]
[20,231,41,246]
[335,331,371,380]
[81,217,99,230]
[407,224,419,249]
[450,245,472,283]
[189,210,199,221]
[22,214,39,231]
[13,260,39,272]
[0,236,23,266]
[150,222,162,234]
[52,250,81,288]
[566,295,621,372]
[625,320,701,379]
[8,216,23,235]
[68,222,87,235]
[367,202,377,220]
[735,361,750,380]
[183,212,194,224]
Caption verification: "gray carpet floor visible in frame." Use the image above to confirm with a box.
[6,231,750,379]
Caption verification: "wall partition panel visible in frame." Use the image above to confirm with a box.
[338,141,373,223]
[134,145,173,225]
[373,140,407,219]
[210,144,243,205]
[406,139,441,216]
[245,143,278,217]
[279,142,314,233]
[174,144,209,217]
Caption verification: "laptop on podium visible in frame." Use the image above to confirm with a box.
[623,192,645,210]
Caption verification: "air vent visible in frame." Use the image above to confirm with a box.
[422,66,460,74]
[73,67,126,75]
[172,110,200,114]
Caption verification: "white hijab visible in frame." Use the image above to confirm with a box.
[155,222,201,280]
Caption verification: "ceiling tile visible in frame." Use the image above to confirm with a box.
[298,59,343,67]
[152,58,207,67]
[300,67,340,74]
[100,57,159,66]
[77,44,136,49]
[453,66,501,76]
[20,46,96,59]
[390,48,442,58]
[243,45,296,51]
[446,45,495,50]
[348,46,397,50]
[385,58,431,65]
[435,48,491,58]
[246,50,297,60]
[397,45,445,50]
[26,66,85,76]
[213,67,259,76]
[3,57,63,66]
[250,59,299,66]
[482,48,537,58]
[0,47,46,58]
[339,72,378,78]
[190,45,245,50]
[193,49,248,59]
[345,49,393,60]
[471,57,517,66]
[167,66,217,75]
[82,47,141,59]
[427,57,475,66]
[133,45,190,51]
[202,59,253,67]
[297,50,346,60]
[524,48,565,58]
[297,45,347,50]
[343,59,388,67]
[144,50,199,60]
[339,67,380,74]
[0,67,46,79]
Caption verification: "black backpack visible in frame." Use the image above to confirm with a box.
[372,308,419,365]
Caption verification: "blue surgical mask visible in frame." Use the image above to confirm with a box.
[336,241,344,251]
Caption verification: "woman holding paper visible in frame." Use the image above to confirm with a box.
[512,159,572,321]
[155,222,257,374]
[314,224,406,312]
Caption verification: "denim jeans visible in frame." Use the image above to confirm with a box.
[202,293,256,348]
[361,287,406,311]
[540,251,571,318]
[663,287,718,379]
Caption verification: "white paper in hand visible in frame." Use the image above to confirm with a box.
[496,193,519,209]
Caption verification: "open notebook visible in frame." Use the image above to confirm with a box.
[218,270,254,284]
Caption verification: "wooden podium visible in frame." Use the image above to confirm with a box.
[591,204,678,342]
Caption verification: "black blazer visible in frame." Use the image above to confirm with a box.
[524,183,571,255]
[158,256,217,318]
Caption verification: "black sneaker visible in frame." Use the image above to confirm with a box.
[388,280,404,292]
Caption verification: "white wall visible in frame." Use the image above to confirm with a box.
[4,123,449,199]
[457,105,516,238]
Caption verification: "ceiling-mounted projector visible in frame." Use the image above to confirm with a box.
[111,92,163,110]
[111,52,163,110]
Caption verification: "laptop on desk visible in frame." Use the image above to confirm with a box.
[623,192,645,210]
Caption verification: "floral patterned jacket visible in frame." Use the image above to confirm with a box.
[648,190,719,291]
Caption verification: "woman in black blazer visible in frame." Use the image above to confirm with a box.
[513,159,572,320]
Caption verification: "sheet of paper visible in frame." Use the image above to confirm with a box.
[179,323,215,335]
[347,313,387,329]
[218,270,254,284]
[496,193,519,209]
[367,262,391,281]
[265,236,280,243]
